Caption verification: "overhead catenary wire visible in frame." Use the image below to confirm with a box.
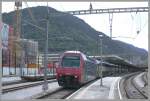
[130,12,147,40]
[24,1,38,25]
[112,11,147,41]
[23,20,45,31]
[129,12,138,40]
[135,12,142,35]
[130,12,135,36]
[140,19,148,33]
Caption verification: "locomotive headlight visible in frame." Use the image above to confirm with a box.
[74,75,78,78]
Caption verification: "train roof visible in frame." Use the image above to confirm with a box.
[63,51,94,62]
[64,51,82,54]
[96,60,117,67]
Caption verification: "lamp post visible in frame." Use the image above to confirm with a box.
[99,34,103,86]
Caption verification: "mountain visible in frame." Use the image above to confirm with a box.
[2,6,148,66]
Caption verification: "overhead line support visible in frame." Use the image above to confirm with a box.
[66,7,148,15]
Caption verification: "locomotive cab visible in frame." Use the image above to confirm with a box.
[56,54,82,88]
[56,51,98,88]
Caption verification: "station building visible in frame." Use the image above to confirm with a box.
[1,22,39,76]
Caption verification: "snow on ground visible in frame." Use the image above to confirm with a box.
[2,76,21,83]
[2,82,60,100]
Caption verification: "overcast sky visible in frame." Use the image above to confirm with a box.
[2,2,148,51]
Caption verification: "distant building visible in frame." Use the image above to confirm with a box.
[1,22,14,67]
[15,39,38,67]
[1,22,39,76]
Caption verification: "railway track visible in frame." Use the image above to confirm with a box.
[3,76,56,86]
[37,88,77,99]
[133,72,148,98]
[2,79,57,94]
[124,73,148,99]
[36,78,98,99]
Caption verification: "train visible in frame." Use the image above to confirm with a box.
[21,63,57,81]
[56,51,119,88]
[21,51,135,82]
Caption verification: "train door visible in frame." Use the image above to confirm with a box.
[84,61,88,82]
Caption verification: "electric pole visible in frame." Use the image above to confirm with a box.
[0,1,2,100]
[99,35,103,87]
[42,3,49,92]
[14,1,22,76]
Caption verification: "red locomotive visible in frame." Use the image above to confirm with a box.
[56,51,98,88]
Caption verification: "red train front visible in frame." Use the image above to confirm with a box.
[56,51,98,88]
[56,51,84,88]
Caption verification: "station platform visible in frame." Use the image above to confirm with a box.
[133,72,146,88]
[67,77,122,100]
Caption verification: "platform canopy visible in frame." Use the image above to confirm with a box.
[90,55,139,69]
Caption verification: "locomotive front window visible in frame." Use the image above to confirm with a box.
[61,56,80,67]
